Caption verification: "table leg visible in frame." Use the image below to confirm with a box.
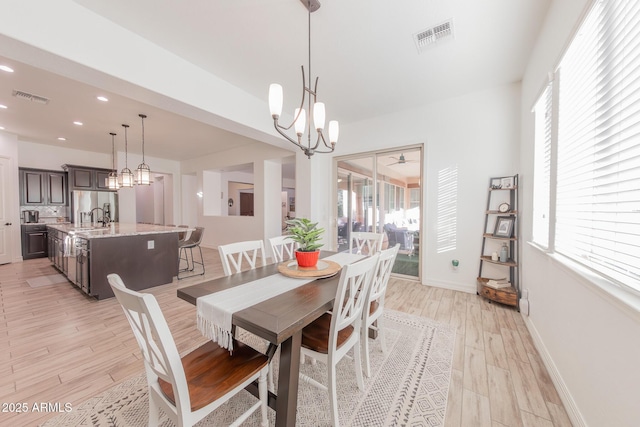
[276,330,301,427]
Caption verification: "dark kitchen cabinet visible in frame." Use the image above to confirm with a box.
[21,224,48,259]
[63,165,115,191]
[19,168,67,206]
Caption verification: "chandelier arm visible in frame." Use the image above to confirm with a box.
[273,121,306,149]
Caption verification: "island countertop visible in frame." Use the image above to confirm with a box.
[46,223,191,239]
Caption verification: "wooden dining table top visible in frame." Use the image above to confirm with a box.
[177,251,342,345]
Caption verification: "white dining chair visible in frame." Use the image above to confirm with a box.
[218,239,275,389]
[299,253,379,427]
[268,235,299,263]
[349,231,385,255]
[218,240,267,276]
[361,244,399,377]
[107,273,269,427]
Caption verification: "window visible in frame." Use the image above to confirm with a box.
[533,0,640,294]
[532,83,552,248]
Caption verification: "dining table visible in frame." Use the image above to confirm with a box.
[177,251,360,427]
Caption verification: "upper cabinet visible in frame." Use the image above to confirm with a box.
[63,165,115,191]
[19,168,68,206]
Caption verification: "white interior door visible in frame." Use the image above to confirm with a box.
[0,157,13,264]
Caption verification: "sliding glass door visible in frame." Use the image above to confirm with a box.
[336,146,422,279]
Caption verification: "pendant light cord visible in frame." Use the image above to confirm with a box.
[110,132,117,172]
[139,114,147,162]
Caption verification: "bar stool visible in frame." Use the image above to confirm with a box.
[178,226,205,280]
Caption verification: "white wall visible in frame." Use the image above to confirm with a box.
[181,143,293,249]
[18,140,111,170]
[520,1,640,426]
[319,83,521,292]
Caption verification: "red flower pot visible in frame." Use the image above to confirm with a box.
[295,250,320,268]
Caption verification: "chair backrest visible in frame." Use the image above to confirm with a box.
[176,224,189,242]
[185,226,204,246]
[329,253,379,350]
[365,244,400,316]
[107,274,190,413]
[218,240,266,276]
[268,235,299,263]
[350,232,385,255]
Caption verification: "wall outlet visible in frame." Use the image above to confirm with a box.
[147,240,155,250]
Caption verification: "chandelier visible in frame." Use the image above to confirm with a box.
[268,0,339,158]
[119,124,134,188]
[107,132,120,190]
[135,113,151,185]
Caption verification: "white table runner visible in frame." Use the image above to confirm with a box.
[197,252,364,350]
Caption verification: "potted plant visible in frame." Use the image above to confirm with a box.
[285,218,324,267]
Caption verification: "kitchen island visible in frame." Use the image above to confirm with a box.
[47,223,189,299]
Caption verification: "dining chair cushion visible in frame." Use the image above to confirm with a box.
[301,313,355,354]
[158,340,268,411]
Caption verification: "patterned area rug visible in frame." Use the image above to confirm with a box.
[42,309,455,427]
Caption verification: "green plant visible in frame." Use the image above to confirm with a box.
[285,218,324,252]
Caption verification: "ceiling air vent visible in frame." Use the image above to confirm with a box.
[414,19,454,53]
[12,89,50,105]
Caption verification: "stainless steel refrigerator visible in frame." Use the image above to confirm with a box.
[71,191,118,226]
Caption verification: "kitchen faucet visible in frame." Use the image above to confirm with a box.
[89,207,107,227]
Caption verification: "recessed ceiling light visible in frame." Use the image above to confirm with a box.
[97,96,108,102]
[0,105,7,109]
[0,65,13,73]
[73,121,83,126]
[0,126,4,130]
[57,137,67,141]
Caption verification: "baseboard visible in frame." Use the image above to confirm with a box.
[421,278,476,294]
[521,315,587,427]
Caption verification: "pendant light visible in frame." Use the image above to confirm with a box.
[106,132,120,190]
[118,124,134,188]
[135,113,151,185]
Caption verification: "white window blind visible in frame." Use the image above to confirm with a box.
[532,84,552,248]
[556,0,640,293]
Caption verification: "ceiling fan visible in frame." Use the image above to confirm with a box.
[387,153,418,166]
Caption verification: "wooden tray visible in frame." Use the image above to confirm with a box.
[277,259,341,279]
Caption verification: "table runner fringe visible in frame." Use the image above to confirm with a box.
[197,314,234,351]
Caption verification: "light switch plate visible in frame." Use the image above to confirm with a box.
[147,240,154,250]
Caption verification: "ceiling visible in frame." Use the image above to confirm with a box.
[0,0,552,165]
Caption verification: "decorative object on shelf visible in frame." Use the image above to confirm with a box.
[118,124,134,188]
[499,243,509,262]
[285,217,324,267]
[268,0,339,158]
[500,176,514,189]
[134,114,151,185]
[106,132,120,190]
[485,277,511,289]
[493,216,515,238]
[491,251,499,261]
[498,202,510,213]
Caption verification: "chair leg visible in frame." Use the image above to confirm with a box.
[328,364,340,427]
[259,368,269,427]
[353,338,365,391]
[378,318,387,354]
[147,390,160,427]
[362,325,372,378]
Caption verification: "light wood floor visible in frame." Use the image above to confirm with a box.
[0,248,572,427]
